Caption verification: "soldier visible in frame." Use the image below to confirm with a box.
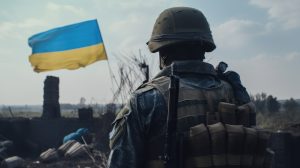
[108,7,263,168]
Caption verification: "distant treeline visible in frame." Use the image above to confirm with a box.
[0,103,123,114]
[251,93,300,113]
[252,93,300,130]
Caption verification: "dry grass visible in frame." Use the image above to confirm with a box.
[0,111,111,119]
[256,111,300,131]
[0,111,41,118]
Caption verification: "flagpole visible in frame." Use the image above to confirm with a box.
[99,21,119,103]
[101,43,118,103]
[106,60,118,96]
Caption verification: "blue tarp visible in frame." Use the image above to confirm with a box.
[63,128,89,143]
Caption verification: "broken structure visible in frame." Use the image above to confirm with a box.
[42,76,61,119]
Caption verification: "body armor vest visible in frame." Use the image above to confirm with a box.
[141,75,236,168]
[133,61,264,168]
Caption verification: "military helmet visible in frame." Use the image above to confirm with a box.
[147,7,216,53]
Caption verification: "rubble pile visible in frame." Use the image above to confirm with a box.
[26,140,108,168]
[1,156,25,168]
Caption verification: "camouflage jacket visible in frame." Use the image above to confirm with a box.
[107,60,249,168]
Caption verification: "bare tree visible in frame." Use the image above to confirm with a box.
[111,50,156,104]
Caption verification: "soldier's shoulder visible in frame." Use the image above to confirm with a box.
[220,79,233,88]
[135,76,170,95]
[131,77,168,112]
[134,84,155,96]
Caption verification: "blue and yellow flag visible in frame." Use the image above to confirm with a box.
[28,19,107,72]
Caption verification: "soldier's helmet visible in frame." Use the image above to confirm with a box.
[147,7,216,53]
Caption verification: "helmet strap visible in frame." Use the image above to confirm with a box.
[159,54,168,70]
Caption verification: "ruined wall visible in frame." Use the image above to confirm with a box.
[42,76,60,119]
[28,118,103,151]
[0,115,114,157]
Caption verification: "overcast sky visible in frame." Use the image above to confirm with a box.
[0,0,299,105]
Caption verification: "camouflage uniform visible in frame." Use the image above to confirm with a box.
[108,60,237,168]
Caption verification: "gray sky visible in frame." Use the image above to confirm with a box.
[0,0,299,105]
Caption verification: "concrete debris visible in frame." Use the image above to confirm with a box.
[1,156,25,168]
[0,140,14,161]
[39,148,59,163]
[57,140,76,155]
[65,142,88,158]
[39,140,90,164]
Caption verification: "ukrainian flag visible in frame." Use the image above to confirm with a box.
[28,19,107,72]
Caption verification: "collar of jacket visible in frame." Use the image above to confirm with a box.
[154,60,217,79]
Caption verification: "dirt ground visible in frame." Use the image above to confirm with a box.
[22,149,108,168]
[24,152,108,168]
[25,159,106,168]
